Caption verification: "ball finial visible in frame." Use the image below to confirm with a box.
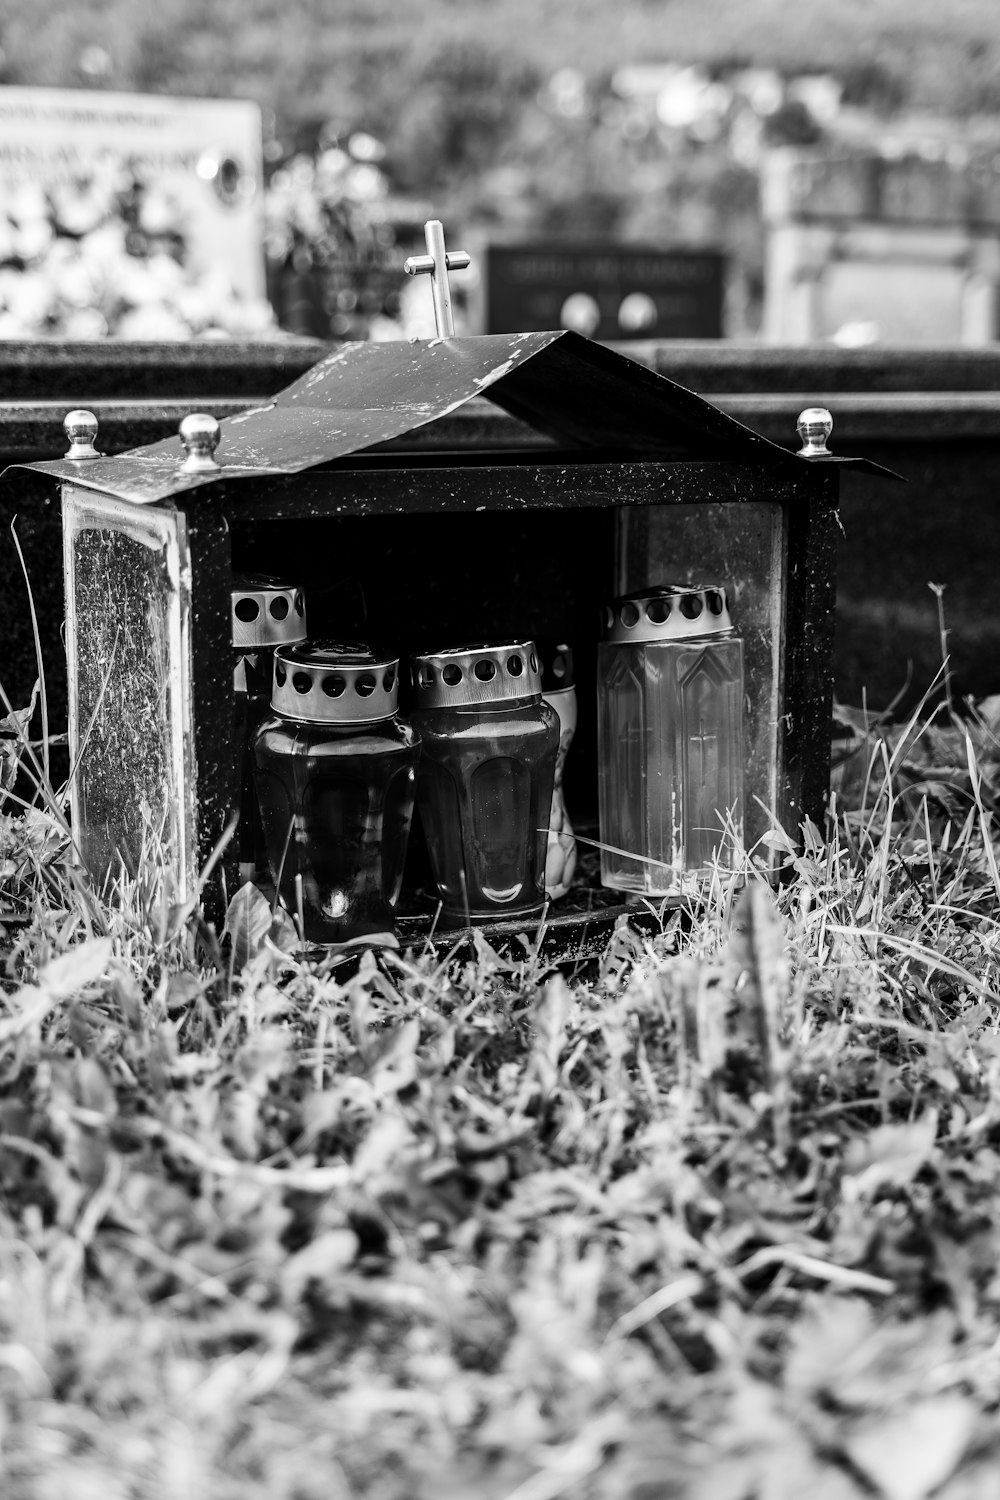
[63,409,100,460]
[796,407,834,458]
[178,412,222,473]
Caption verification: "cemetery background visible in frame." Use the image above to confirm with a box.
[1,0,1000,341]
[3,3,1000,1498]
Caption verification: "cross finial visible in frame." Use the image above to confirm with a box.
[403,219,471,338]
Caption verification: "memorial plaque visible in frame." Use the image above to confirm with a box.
[0,85,265,297]
[479,244,724,339]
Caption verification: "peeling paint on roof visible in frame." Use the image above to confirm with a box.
[6,329,830,506]
[473,358,518,386]
[230,403,276,425]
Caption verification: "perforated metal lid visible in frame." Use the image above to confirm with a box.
[271,640,401,724]
[602,585,733,645]
[231,573,307,649]
[410,640,542,709]
[537,639,574,694]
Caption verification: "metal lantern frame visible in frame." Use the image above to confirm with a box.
[9,327,894,956]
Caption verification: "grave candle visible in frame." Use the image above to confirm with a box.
[596,584,744,896]
[408,641,559,926]
[252,641,420,947]
[230,574,307,883]
[538,640,578,900]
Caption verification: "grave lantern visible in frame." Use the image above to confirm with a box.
[408,639,559,927]
[596,582,745,895]
[7,222,896,957]
[252,640,420,947]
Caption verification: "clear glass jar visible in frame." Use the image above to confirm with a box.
[597,585,744,896]
[252,641,419,946]
[409,641,559,926]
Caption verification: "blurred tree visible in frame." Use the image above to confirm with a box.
[388,42,540,192]
[2,0,1000,129]
[840,60,907,116]
[2,0,1000,341]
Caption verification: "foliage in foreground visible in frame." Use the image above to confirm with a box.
[3,701,1000,1496]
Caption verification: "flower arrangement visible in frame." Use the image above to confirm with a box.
[263,130,412,341]
[0,155,277,340]
[0,128,426,342]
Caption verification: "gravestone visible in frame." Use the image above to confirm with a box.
[475,243,724,340]
[762,148,1000,344]
[0,85,265,298]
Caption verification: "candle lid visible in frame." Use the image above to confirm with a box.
[602,585,733,645]
[271,640,401,724]
[537,639,574,693]
[232,574,307,649]
[410,640,543,709]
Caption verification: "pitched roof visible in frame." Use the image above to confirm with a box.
[16,330,813,506]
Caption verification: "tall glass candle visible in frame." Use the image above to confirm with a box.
[597,585,744,896]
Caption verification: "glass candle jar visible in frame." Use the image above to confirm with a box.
[408,640,559,926]
[596,585,744,896]
[252,641,420,947]
[231,574,307,883]
[539,640,578,900]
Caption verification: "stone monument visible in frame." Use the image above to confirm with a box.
[762,147,1000,344]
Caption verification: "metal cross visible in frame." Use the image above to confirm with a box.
[403,220,471,338]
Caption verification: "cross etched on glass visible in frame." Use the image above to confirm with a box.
[691,717,718,788]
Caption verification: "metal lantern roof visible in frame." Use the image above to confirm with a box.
[9,329,894,506]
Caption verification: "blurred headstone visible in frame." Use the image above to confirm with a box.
[0,85,265,298]
[473,243,724,339]
[762,147,1000,344]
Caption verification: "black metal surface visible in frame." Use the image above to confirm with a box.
[185,509,237,894]
[794,452,904,480]
[213,458,821,523]
[781,467,841,831]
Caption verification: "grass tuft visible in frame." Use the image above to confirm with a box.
[2,672,1000,1498]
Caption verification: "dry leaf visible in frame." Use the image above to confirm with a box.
[0,936,113,1042]
[845,1395,974,1500]
[366,1017,421,1096]
[725,881,790,1091]
[225,880,272,970]
[281,1228,359,1305]
[844,1111,939,1197]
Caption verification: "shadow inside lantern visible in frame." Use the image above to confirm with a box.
[232,507,612,925]
[230,502,771,937]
